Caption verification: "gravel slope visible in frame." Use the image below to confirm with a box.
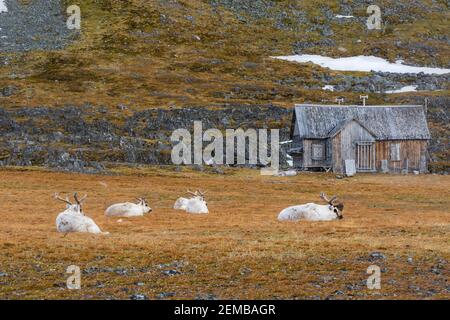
[0,0,75,52]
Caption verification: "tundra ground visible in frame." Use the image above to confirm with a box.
[0,167,448,300]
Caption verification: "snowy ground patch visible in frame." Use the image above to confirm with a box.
[335,15,354,18]
[322,85,335,92]
[385,85,418,94]
[0,0,7,13]
[272,55,450,75]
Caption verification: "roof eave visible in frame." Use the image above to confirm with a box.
[295,136,431,141]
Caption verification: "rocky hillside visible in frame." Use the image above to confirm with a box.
[0,104,292,172]
[0,0,448,172]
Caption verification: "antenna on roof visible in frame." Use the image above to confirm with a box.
[336,97,344,106]
[360,95,368,106]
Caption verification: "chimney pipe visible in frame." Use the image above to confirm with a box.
[360,95,368,106]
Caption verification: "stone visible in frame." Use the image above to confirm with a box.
[161,269,181,276]
[195,293,218,300]
[212,166,225,174]
[381,160,389,173]
[345,159,356,177]
[369,252,386,261]
[130,294,147,300]
[1,85,17,97]
[156,292,176,299]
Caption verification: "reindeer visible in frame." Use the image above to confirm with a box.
[173,196,189,210]
[174,190,209,214]
[55,193,109,235]
[105,198,152,217]
[278,192,344,221]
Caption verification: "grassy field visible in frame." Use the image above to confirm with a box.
[0,167,448,300]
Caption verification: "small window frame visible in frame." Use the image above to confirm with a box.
[311,143,325,161]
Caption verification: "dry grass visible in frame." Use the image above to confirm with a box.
[0,167,448,300]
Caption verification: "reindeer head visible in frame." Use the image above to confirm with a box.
[320,192,344,219]
[54,192,87,214]
[187,189,208,210]
[136,197,152,214]
[187,189,206,201]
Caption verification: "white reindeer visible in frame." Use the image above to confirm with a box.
[55,193,109,235]
[105,198,152,217]
[278,192,344,221]
[276,169,297,177]
[174,190,209,214]
[173,197,188,210]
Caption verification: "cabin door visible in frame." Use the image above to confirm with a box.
[356,142,375,172]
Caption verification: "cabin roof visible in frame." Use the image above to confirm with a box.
[292,104,431,140]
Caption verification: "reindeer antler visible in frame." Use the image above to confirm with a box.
[136,197,147,204]
[197,189,207,197]
[54,193,72,205]
[187,189,198,197]
[73,192,87,205]
[320,192,337,205]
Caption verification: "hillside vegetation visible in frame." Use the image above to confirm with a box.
[0,0,448,108]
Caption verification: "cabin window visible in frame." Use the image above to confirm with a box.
[311,143,324,160]
[390,143,401,161]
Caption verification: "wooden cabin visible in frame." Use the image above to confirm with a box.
[289,104,430,174]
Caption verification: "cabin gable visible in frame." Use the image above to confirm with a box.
[331,120,376,173]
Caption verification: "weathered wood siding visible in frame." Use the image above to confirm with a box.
[295,137,427,173]
[292,155,302,167]
[331,133,342,173]
[303,139,330,168]
[332,139,427,173]
[291,136,303,168]
[375,140,428,172]
[339,121,375,164]
[331,121,375,173]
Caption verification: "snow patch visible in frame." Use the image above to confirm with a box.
[322,85,335,92]
[336,15,354,18]
[0,0,7,13]
[272,55,450,75]
[286,154,293,167]
[385,85,418,94]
